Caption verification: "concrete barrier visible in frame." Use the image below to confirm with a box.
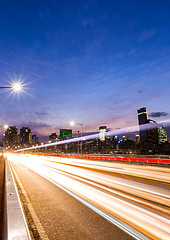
[0,155,5,239]
[4,158,31,240]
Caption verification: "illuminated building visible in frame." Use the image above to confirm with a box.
[146,120,158,143]
[135,135,140,143]
[3,126,18,149]
[49,133,58,143]
[32,135,39,145]
[19,127,32,146]
[158,126,167,143]
[137,108,159,143]
[99,126,107,141]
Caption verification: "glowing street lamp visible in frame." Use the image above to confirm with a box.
[70,121,74,126]
[12,82,22,92]
[70,121,83,154]
[0,124,9,129]
[4,124,9,129]
[0,81,23,93]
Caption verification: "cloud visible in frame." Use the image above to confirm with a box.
[81,17,94,27]
[138,29,157,42]
[149,112,169,118]
[34,111,49,117]
[18,122,53,137]
[20,121,51,129]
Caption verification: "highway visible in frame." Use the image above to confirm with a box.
[6,153,170,240]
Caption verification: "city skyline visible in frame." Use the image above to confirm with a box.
[2,106,170,145]
[0,1,170,140]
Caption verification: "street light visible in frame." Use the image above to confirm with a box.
[70,121,83,154]
[0,124,8,130]
[1,124,9,130]
[0,81,23,93]
[0,81,23,151]
[12,82,22,92]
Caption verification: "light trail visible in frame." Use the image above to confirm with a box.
[15,120,170,152]
[6,153,170,240]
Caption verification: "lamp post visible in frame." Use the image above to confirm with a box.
[0,82,23,151]
[0,87,11,89]
[70,121,83,154]
[0,82,22,92]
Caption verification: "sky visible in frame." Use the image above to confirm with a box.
[0,0,170,141]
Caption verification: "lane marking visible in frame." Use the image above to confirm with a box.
[10,163,49,240]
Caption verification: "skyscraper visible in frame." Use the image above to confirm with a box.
[99,126,107,141]
[32,135,39,145]
[19,127,32,146]
[137,107,159,144]
[3,126,18,149]
[137,107,148,142]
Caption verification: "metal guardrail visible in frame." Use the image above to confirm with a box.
[4,158,31,240]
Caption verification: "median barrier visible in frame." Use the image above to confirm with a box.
[0,155,5,239]
[4,158,31,239]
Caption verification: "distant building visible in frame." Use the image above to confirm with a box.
[146,120,158,143]
[19,127,32,146]
[99,126,107,141]
[137,107,148,125]
[32,135,39,145]
[3,126,18,149]
[137,107,159,143]
[158,126,167,143]
[49,133,58,143]
[137,107,148,142]
[135,135,140,143]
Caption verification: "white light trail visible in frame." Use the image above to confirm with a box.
[6,153,170,240]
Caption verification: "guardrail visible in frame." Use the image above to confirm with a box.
[4,158,31,240]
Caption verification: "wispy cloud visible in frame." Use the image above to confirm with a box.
[149,112,169,118]
[138,29,157,42]
[34,111,49,117]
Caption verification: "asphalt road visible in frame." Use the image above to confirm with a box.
[10,160,134,240]
[7,153,170,240]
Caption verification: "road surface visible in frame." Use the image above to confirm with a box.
[6,153,170,240]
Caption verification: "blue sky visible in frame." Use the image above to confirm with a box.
[0,0,170,139]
